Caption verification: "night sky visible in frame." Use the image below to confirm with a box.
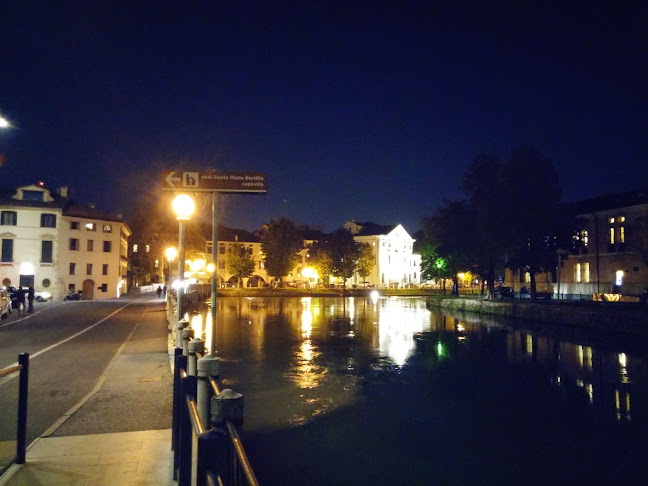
[2,1,647,234]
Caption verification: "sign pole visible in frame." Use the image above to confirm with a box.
[210,191,218,356]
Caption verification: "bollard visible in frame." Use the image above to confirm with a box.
[175,318,189,349]
[187,337,204,377]
[197,354,220,429]
[181,328,194,356]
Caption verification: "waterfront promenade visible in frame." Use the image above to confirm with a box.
[0,293,174,486]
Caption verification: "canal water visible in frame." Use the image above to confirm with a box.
[188,296,648,485]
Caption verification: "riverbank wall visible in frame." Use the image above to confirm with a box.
[427,297,648,336]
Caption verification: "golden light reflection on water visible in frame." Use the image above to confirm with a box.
[184,296,434,429]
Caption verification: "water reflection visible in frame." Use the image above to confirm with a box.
[185,296,648,432]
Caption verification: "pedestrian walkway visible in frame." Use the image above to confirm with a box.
[0,291,176,486]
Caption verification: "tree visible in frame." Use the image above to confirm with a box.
[328,229,360,288]
[260,218,303,286]
[501,146,567,298]
[226,243,256,288]
[307,241,333,284]
[355,243,374,284]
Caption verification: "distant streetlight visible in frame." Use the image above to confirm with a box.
[0,115,10,128]
[172,194,195,344]
[165,246,177,287]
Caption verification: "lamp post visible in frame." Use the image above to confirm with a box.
[172,194,195,345]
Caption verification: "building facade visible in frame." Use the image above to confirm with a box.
[0,184,130,301]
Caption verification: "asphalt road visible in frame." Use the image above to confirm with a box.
[0,293,171,445]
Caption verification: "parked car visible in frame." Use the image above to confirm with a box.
[493,286,515,299]
[0,288,11,318]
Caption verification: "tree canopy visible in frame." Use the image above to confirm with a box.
[226,243,256,288]
[260,218,303,285]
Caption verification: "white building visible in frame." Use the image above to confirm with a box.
[0,184,130,301]
[344,220,421,288]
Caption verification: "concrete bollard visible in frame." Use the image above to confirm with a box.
[197,354,221,429]
[181,328,194,356]
[187,338,204,376]
[211,389,244,427]
[175,318,189,349]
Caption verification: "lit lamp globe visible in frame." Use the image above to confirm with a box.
[207,263,215,274]
[172,194,195,220]
[165,247,177,263]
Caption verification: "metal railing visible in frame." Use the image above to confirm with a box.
[0,353,30,477]
[172,344,259,486]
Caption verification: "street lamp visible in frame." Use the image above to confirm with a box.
[172,194,195,346]
[0,115,10,129]
[165,246,177,288]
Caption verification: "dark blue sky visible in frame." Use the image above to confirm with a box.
[1,1,647,234]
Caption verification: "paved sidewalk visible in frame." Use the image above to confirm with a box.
[0,293,176,486]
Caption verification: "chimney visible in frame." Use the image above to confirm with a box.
[58,186,69,197]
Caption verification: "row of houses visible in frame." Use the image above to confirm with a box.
[0,184,130,301]
[197,220,422,289]
[3,180,646,300]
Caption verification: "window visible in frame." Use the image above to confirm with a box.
[218,261,225,269]
[615,270,624,286]
[1,211,17,225]
[610,228,615,244]
[86,263,93,275]
[41,241,53,263]
[582,230,589,247]
[68,284,76,292]
[1,239,13,262]
[103,224,112,233]
[102,264,108,275]
[69,238,79,250]
[85,223,96,231]
[103,241,112,252]
[43,279,51,288]
[41,213,57,228]
[70,221,79,230]
[219,245,225,255]
[23,190,44,201]
[525,272,531,283]
[583,262,590,283]
[574,263,582,283]
[69,263,76,275]
[620,226,625,243]
[133,244,138,253]
[87,240,94,251]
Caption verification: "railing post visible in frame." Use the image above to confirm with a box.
[182,328,194,356]
[188,338,204,377]
[178,375,197,486]
[172,349,186,475]
[211,389,245,484]
[197,354,220,430]
[176,318,189,349]
[16,353,29,464]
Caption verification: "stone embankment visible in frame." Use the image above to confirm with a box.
[427,297,648,336]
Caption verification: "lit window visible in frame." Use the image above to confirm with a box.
[609,217,615,223]
[615,270,624,286]
[620,226,625,243]
[133,244,138,253]
[583,262,590,283]
[619,216,625,222]
[155,259,159,268]
[103,225,112,233]
[574,263,582,283]
[524,272,531,283]
[610,228,615,244]
[582,230,588,247]
[145,245,150,252]
[86,223,96,231]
